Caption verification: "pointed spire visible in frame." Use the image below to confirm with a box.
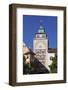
[38,20,45,33]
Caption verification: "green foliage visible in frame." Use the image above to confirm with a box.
[23,56,35,74]
[49,54,57,73]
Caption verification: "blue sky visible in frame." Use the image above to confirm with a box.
[23,15,57,49]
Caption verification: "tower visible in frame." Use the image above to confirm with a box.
[33,24,48,67]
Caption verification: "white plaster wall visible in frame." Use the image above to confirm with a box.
[45,53,55,71]
[48,53,55,65]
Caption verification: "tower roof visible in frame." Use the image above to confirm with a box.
[38,25,45,33]
[34,22,47,39]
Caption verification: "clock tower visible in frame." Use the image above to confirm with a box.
[33,24,48,67]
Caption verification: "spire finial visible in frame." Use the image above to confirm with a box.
[38,20,45,33]
[40,20,43,26]
[40,20,43,23]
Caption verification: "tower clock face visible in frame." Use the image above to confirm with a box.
[38,42,45,49]
[35,41,46,49]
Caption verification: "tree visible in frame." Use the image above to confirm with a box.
[23,55,35,74]
[23,56,29,74]
[49,54,57,73]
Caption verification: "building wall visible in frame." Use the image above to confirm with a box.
[45,53,55,71]
[33,38,48,67]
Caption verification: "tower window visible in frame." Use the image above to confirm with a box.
[36,34,40,38]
